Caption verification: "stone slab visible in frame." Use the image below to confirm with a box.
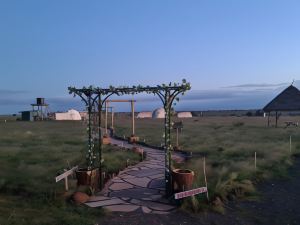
[126,169,162,177]
[109,182,134,191]
[148,178,165,189]
[85,198,125,207]
[126,177,151,188]
[142,206,152,214]
[110,187,159,199]
[88,196,110,202]
[104,204,140,212]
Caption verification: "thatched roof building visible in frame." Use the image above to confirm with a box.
[263,85,300,127]
[263,85,300,112]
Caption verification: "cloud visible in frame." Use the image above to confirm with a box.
[0,98,32,105]
[222,82,289,89]
[0,89,29,95]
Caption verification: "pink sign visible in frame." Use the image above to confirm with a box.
[174,187,207,200]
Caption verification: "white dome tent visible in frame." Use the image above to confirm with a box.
[177,112,192,118]
[152,108,165,119]
[55,109,82,121]
[137,111,152,118]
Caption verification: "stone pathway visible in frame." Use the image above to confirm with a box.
[85,138,184,214]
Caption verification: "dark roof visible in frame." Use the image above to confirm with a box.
[263,85,300,112]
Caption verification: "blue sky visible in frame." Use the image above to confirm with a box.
[0,0,300,114]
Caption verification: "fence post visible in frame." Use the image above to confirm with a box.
[203,157,209,201]
[290,135,292,153]
[254,152,257,170]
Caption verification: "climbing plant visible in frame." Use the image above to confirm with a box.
[68,79,191,194]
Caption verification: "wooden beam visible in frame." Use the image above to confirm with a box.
[106,100,136,103]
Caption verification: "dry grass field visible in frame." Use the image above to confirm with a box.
[113,114,300,212]
[0,119,140,225]
[1,114,300,224]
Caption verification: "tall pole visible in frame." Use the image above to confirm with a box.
[164,90,172,197]
[131,100,135,136]
[111,107,114,129]
[87,95,92,170]
[290,135,292,153]
[168,101,172,195]
[176,128,179,147]
[98,95,103,189]
[105,101,108,134]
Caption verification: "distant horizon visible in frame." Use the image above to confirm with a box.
[1,80,299,115]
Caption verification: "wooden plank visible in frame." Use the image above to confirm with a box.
[174,187,207,200]
[55,166,78,182]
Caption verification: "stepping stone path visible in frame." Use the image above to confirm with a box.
[85,137,185,214]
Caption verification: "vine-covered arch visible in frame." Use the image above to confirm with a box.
[68,80,191,196]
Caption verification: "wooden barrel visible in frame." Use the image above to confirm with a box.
[128,135,139,143]
[102,136,111,145]
[172,169,194,192]
[76,168,99,189]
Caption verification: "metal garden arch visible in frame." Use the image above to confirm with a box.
[68,80,191,196]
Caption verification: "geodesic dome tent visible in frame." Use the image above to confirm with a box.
[152,108,165,119]
[55,109,82,121]
[177,112,192,118]
[137,111,152,118]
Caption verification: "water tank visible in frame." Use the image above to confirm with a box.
[36,98,45,105]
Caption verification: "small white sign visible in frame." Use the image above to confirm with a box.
[55,166,78,182]
[174,187,207,200]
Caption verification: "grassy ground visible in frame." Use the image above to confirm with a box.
[113,114,300,212]
[0,120,140,225]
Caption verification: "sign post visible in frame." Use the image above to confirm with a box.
[173,121,183,149]
[55,166,78,191]
[174,187,208,200]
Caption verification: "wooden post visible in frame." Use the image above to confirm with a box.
[290,135,292,153]
[131,100,135,136]
[176,128,179,148]
[111,107,114,129]
[55,166,78,191]
[203,157,209,201]
[267,112,270,127]
[254,152,257,170]
[64,177,69,191]
[275,111,278,128]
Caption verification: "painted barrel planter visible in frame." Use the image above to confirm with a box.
[102,136,111,145]
[172,169,194,192]
[128,135,139,143]
[76,168,99,189]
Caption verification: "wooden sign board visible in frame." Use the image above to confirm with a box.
[174,187,207,200]
[173,121,183,129]
[55,166,78,183]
